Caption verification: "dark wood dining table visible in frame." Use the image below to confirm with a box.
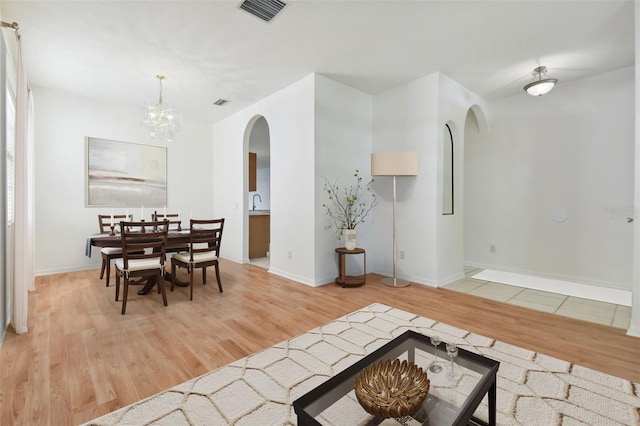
[86,231,192,295]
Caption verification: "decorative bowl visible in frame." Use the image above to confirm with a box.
[354,358,430,419]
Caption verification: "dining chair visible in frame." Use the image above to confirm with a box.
[98,214,134,287]
[151,212,189,254]
[150,212,182,230]
[114,219,169,315]
[170,218,225,300]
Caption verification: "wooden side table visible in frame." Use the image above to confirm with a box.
[335,247,366,287]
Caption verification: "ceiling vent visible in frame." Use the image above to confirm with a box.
[239,0,286,22]
[212,99,229,106]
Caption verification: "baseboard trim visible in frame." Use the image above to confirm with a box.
[627,324,640,338]
[267,267,318,287]
[36,265,98,276]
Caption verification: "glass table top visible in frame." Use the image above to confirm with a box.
[294,330,499,426]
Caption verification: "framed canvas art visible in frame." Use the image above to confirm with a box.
[86,137,167,206]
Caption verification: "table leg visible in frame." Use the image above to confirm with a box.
[165,271,189,287]
[137,276,157,295]
[338,253,346,288]
[408,346,415,364]
[488,381,496,426]
[363,251,366,284]
[137,272,187,295]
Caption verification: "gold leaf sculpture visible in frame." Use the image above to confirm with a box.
[354,359,430,419]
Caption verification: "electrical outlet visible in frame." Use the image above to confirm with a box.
[287,250,292,260]
[490,245,496,253]
[399,250,405,260]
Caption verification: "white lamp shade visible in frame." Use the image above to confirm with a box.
[371,151,419,176]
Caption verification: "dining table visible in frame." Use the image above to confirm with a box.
[86,230,192,295]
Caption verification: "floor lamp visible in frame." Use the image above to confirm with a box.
[371,151,419,287]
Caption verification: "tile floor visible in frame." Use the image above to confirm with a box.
[249,257,270,269]
[443,266,631,330]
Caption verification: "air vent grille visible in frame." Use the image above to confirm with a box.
[239,0,286,22]
[213,99,229,106]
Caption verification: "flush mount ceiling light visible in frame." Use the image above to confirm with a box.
[141,75,182,142]
[523,66,558,96]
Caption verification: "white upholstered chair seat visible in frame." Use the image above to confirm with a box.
[101,247,123,255]
[114,258,163,272]
[172,252,218,264]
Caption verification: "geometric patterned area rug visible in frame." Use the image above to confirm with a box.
[84,303,640,426]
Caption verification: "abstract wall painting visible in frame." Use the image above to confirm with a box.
[86,137,167,206]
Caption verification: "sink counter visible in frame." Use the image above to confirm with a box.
[249,210,270,216]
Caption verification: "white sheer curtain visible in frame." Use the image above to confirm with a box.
[11,32,34,334]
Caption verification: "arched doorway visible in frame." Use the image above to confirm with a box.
[245,116,271,268]
[462,105,488,271]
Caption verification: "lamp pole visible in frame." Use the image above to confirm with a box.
[382,174,410,287]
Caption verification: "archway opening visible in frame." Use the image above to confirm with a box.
[244,116,271,269]
[463,106,485,271]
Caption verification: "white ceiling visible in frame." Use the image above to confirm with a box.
[0,0,634,124]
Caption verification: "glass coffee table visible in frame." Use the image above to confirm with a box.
[294,330,499,426]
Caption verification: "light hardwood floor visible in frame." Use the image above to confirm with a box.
[1,261,639,425]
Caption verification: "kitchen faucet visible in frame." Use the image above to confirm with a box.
[252,193,262,210]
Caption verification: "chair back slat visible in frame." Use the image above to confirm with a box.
[151,213,182,231]
[98,214,133,234]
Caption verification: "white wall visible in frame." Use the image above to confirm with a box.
[33,87,214,275]
[213,75,316,284]
[315,74,372,283]
[435,74,488,285]
[371,73,439,285]
[369,72,488,287]
[213,74,372,286]
[465,67,634,290]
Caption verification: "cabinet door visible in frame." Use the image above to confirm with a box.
[249,152,257,192]
[249,215,270,258]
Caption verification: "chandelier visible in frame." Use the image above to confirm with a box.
[141,75,182,142]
